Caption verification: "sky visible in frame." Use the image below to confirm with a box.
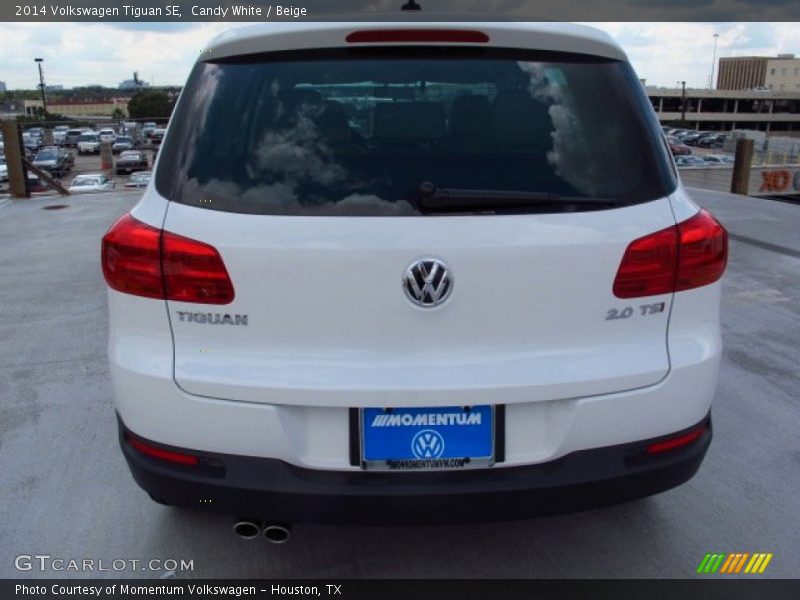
[0,22,798,90]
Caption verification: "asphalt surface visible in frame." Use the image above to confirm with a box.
[0,188,798,579]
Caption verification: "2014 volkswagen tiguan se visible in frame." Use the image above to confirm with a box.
[102,22,727,528]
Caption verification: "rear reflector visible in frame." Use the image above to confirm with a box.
[613,209,727,298]
[346,29,490,44]
[101,213,234,304]
[127,435,200,466]
[646,425,707,455]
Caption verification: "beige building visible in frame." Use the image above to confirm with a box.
[24,98,129,117]
[717,57,768,91]
[717,54,800,91]
[765,56,800,92]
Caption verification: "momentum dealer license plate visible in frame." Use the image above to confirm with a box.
[361,405,494,470]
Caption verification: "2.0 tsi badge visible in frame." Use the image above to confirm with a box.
[403,258,453,307]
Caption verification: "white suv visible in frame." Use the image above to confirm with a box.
[102,22,727,532]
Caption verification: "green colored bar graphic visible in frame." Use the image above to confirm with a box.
[709,554,726,573]
[697,554,712,574]
[698,554,726,574]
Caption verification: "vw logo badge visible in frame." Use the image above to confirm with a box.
[403,258,453,307]
[411,429,445,459]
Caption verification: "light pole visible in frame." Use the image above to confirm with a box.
[709,33,720,89]
[34,57,47,118]
[678,80,687,126]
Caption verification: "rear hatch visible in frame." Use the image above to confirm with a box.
[155,43,678,406]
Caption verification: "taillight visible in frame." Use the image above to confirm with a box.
[612,226,677,298]
[613,210,727,298]
[674,210,728,292]
[101,213,234,304]
[162,230,235,304]
[346,29,490,44]
[101,214,163,299]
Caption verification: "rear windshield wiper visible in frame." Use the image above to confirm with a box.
[416,182,618,214]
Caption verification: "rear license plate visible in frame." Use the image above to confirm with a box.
[361,405,494,470]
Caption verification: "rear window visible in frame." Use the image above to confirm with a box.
[157,48,675,216]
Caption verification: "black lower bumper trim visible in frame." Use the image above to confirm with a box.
[118,414,711,525]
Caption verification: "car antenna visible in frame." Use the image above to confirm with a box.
[401,0,422,10]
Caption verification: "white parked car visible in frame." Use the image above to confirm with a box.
[69,173,115,193]
[124,170,152,189]
[77,133,101,155]
[0,156,7,182]
[102,21,727,535]
[98,128,117,143]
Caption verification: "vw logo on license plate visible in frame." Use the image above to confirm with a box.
[411,429,445,459]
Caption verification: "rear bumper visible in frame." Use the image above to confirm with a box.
[119,414,711,525]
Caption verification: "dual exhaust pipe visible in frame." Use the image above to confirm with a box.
[233,519,291,544]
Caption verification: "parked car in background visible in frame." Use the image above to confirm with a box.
[670,129,692,139]
[703,154,735,165]
[150,128,166,144]
[697,134,727,149]
[53,125,70,146]
[77,133,101,155]
[124,170,152,189]
[98,128,117,143]
[682,131,711,146]
[666,136,692,156]
[27,171,49,193]
[675,155,707,167]
[64,129,85,147]
[22,133,41,153]
[142,122,157,138]
[0,156,7,182]
[32,147,74,177]
[112,136,135,153]
[26,127,44,140]
[68,173,115,193]
[116,150,148,175]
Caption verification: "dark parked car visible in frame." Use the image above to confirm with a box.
[32,147,74,177]
[115,151,149,175]
[697,134,727,149]
[682,132,710,146]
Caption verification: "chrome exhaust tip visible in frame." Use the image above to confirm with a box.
[232,519,262,539]
[263,523,292,544]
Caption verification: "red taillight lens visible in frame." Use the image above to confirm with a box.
[646,425,707,455]
[101,213,234,304]
[613,210,727,298]
[613,225,678,298]
[102,213,163,299]
[127,435,200,466]
[162,231,235,304]
[675,210,728,292]
[346,29,490,44]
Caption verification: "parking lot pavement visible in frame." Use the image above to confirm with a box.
[0,189,798,579]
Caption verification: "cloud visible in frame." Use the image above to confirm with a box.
[0,21,798,90]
